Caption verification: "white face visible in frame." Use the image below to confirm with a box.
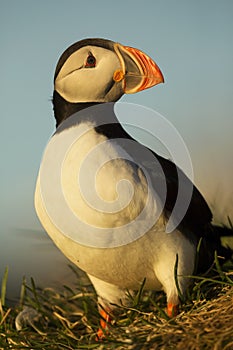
[55,46,122,103]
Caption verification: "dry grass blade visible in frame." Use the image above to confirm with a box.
[0,266,8,307]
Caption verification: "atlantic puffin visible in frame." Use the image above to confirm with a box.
[35,38,232,339]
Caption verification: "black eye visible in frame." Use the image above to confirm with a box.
[85,53,96,68]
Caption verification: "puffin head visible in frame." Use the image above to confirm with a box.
[53,38,164,126]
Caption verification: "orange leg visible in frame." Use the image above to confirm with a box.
[167,303,179,317]
[96,308,112,340]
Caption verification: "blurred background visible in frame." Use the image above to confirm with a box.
[1,0,232,302]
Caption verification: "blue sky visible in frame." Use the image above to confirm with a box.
[1,1,233,297]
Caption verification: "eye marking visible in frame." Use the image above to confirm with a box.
[85,52,96,68]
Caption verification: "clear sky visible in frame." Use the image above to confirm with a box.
[1,0,233,298]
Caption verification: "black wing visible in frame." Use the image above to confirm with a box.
[154,153,212,233]
[95,117,212,236]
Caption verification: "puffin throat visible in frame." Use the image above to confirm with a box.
[53,90,102,128]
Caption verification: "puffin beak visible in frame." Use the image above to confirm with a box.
[114,43,164,94]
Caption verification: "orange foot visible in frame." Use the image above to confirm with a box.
[96,308,112,341]
[167,303,179,317]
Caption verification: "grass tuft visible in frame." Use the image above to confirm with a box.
[0,256,233,349]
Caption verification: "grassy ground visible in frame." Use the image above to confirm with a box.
[1,256,233,350]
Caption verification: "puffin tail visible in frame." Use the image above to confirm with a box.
[212,225,233,260]
[210,224,233,261]
[197,224,233,274]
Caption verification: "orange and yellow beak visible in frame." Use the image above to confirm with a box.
[113,43,164,94]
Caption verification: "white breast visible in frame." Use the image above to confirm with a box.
[36,119,162,248]
[35,120,195,291]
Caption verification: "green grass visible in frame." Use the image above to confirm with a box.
[1,255,233,350]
